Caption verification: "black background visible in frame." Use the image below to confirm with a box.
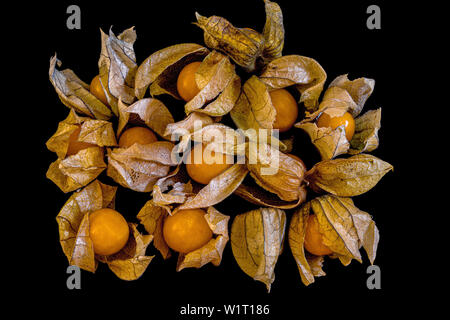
[11,0,420,316]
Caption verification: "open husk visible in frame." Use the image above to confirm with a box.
[46,110,117,192]
[296,74,379,159]
[117,98,174,140]
[262,0,285,62]
[231,207,286,292]
[288,195,379,286]
[56,180,154,280]
[137,201,230,271]
[49,55,113,120]
[135,43,209,99]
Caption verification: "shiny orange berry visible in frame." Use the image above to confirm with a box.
[89,75,109,106]
[118,127,158,148]
[177,62,202,102]
[269,88,299,132]
[162,209,213,254]
[316,111,355,141]
[304,214,333,256]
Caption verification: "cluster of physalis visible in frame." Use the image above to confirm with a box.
[47,0,392,289]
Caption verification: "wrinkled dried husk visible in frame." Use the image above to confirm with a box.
[194,13,265,72]
[235,183,307,209]
[46,109,117,159]
[174,163,248,211]
[305,154,393,197]
[288,195,379,286]
[328,74,375,118]
[49,55,112,120]
[262,0,284,61]
[137,200,172,259]
[107,141,176,192]
[135,43,209,99]
[231,208,286,292]
[152,166,194,207]
[98,27,138,115]
[349,108,381,154]
[56,180,117,272]
[295,122,350,160]
[230,75,276,130]
[47,147,107,193]
[177,206,230,271]
[259,55,327,111]
[246,143,305,202]
[117,98,174,140]
[164,112,214,142]
[96,224,154,281]
[185,51,238,115]
[186,123,244,155]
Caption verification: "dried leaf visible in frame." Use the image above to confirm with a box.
[185,51,236,114]
[101,224,154,281]
[235,183,307,209]
[177,206,230,271]
[349,108,381,154]
[194,13,265,72]
[259,55,327,110]
[305,154,393,197]
[262,0,285,61]
[135,43,209,99]
[117,98,174,140]
[137,200,171,259]
[174,164,248,211]
[231,207,286,292]
[246,143,305,202]
[56,180,117,272]
[98,27,138,115]
[46,147,107,193]
[107,142,175,192]
[230,76,276,130]
[49,55,112,120]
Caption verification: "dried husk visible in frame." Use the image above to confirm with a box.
[137,200,172,259]
[246,143,306,202]
[117,98,174,140]
[174,163,248,212]
[98,27,138,115]
[46,109,117,158]
[137,201,230,270]
[234,183,307,209]
[46,110,116,192]
[164,112,214,142]
[194,13,265,72]
[152,166,194,207]
[305,154,393,197]
[96,224,154,281]
[231,207,286,292]
[288,195,379,286]
[177,206,230,271]
[49,55,113,120]
[230,75,276,130]
[135,43,209,99]
[259,55,327,111]
[56,180,115,273]
[185,51,238,115]
[295,75,379,159]
[107,141,176,192]
[349,108,381,154]
[262,0,285,61]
